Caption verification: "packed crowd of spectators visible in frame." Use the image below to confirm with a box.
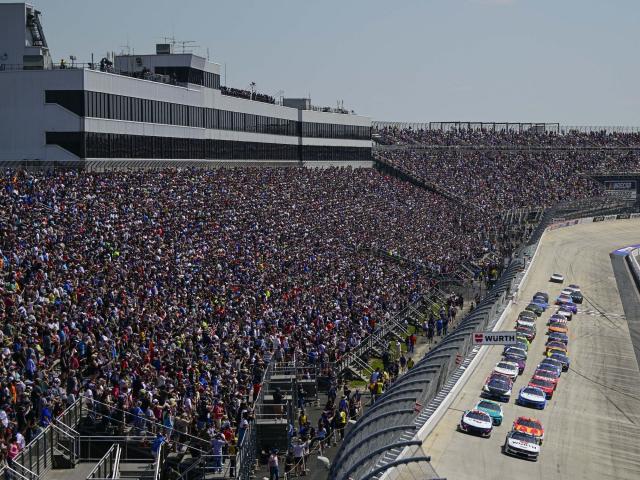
[376,128,640,212]
[220,86,275,104]
[0,166,511,465]
[375,126,640,147]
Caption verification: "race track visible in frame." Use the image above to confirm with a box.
[417,219,640,480]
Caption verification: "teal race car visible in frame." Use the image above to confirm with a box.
[474,399,504,426]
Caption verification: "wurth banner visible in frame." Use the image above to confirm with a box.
[473,331,518,346]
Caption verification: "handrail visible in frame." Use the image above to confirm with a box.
[112,445,121,480]
[8,462,38,480]
[153,443,163,480]
[4,466,34,480]
[86,444,120,480]
[86,398,210,448]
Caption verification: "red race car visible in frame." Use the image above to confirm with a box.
[528,377,555,399]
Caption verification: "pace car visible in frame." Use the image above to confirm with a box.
[550,273,564,283]
[493,361,520,381]
[474,399,504,426]
[513,416,544,444]
[528,377,555,399]
[503,430,541,461]
[517,386,547,409]
[482,373,513,401]
[459,409,493,437]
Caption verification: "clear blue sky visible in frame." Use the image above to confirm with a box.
[15,0,640,125]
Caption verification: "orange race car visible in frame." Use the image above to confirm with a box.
[513,416,545,444]
[545,341,568,355]
[548,321,568,335]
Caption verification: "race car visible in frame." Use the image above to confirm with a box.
[516,386,547,409]
[550,273,564,283]
[516,334,531,348]
[548,320,568,335]
[525,302,544,317]
[533,368,559,387]
[515,324,536,342]
[503,346,527,360]
[560,288,574,297]
[539,358,563,376]
[503,353,526,374]
[493,361,519,381]
[545,341,568,355]
[459,409,493,437]
[516,317,536,329]
[513,416,544,444]
[503,430,541,461]
[528,377,555,399]
[548,331,569,345]
[548,313,568,324]
[531,296,549,310]
[514,340,530,352]
[518,310,538,322]
[482,373,513,401]
[549,351,570,371]
[566,284,581,293]
[533,291,549,303]
[555,295,578,313]
[555,308,573,321]
[570,290,583,304]
[474,399,504,426]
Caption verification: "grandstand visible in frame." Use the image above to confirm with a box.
[1,4,640,480]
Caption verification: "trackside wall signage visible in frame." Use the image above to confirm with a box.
[473,331,518,345]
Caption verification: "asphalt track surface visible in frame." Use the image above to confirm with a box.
[417,219,640,480]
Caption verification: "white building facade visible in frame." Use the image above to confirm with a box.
[0,3,372,168]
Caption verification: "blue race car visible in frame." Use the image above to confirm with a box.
[538,359,563,377]
[517,386,547,410]
[548,332,569,345]
[555,294,578,314]
[531,296,549,310]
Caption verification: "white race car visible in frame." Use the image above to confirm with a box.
[493,361,520,381]
[560,288,574,297]
[566,284,581,293]
[516,318,536,329]
[503,430,541,461]
[459,409,493,438]
[549,273,564,283]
